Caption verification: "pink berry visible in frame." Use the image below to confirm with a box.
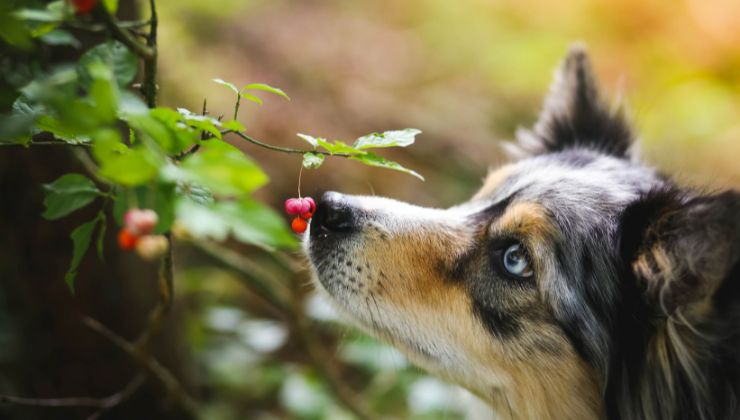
[124,208,159,235]
[297,198,311,214]
[304,197,316,212]
[285,198,303,215]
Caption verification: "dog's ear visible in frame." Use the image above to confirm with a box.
[620,188,740,316]
[508,44,634,159]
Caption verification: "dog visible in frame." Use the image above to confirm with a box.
[304,45,740,420]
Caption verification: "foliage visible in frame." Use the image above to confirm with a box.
[0,0,424,292]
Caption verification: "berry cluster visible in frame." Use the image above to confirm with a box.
[118,209,169,260]
[284,197,315,234]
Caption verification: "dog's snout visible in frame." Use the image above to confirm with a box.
[312,191,358,235]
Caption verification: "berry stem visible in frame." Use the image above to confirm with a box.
[297,164,304,198]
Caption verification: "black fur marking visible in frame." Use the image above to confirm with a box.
[518,46,634,158]
[474,300,521,339]
[619,187,683,266]
[470,196,513,224]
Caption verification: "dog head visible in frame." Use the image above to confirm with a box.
[304,46,740,419]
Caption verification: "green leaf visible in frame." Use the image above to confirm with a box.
[0,113,36,144]
[212,78,239,95]
[40,29,80,48]
[127,111,200,155]
[353,128,421,150]
[302,152,324,169]
[175,198,297,250]
[87,61,119,123]
[240,92,263,106]
[42,174,102,220]
[102,0,118,13]
[241,83,290,101]
[178,140,268,196]
[100,147,159,185]
[92,131,160,186]
[296,133,319,148]
[13,9,63,23]
[64,217,98,293]
[227,200,297,249]
[316,138,363,155]
[174,198,229,240]
[79,41,138,87]
[176,108,222,139]
[176,183,214,205]
[35,115,91,143]
[222,119,246,132]
[0,3,33,49]
[350,152,424,181]
[118,91,148,117]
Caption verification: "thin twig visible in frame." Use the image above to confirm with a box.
[0,374,146,409]
[99,9,154,60]
[141,0,158,108]
[233,94,241,121]
[193,241,291,314]
[0,141,91,147]
[83,317,200,417]
[226,131,351,157]
[65,19,151,32]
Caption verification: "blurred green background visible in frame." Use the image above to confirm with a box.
[1,0,739,419]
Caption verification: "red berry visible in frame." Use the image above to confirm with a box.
[124,208,158,235]
[118,228,139,250]
[291,217,308,234]
[72,0,98,14]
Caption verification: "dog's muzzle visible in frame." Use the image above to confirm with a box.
[310,191,360,238]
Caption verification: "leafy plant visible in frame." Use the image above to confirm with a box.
[1,0,423,292]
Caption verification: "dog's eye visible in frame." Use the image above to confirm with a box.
[502,243,533,278]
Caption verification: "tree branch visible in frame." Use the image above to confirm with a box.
[0,141,91,147]
[0,374,146,413]
[99,10,155,60]
[141,0,159,108]
[66,19,152,33]
[226,131,351,157]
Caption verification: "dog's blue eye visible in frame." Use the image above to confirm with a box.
[503,243,533,278]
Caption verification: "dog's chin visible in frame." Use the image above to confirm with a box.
[304,226,356,296]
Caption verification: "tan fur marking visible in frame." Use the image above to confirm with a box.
[494,202,558,245]
[474,164,516,200]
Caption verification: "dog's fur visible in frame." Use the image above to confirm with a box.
[305,46,740,420]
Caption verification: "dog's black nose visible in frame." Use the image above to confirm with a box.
[311,191,357,235]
